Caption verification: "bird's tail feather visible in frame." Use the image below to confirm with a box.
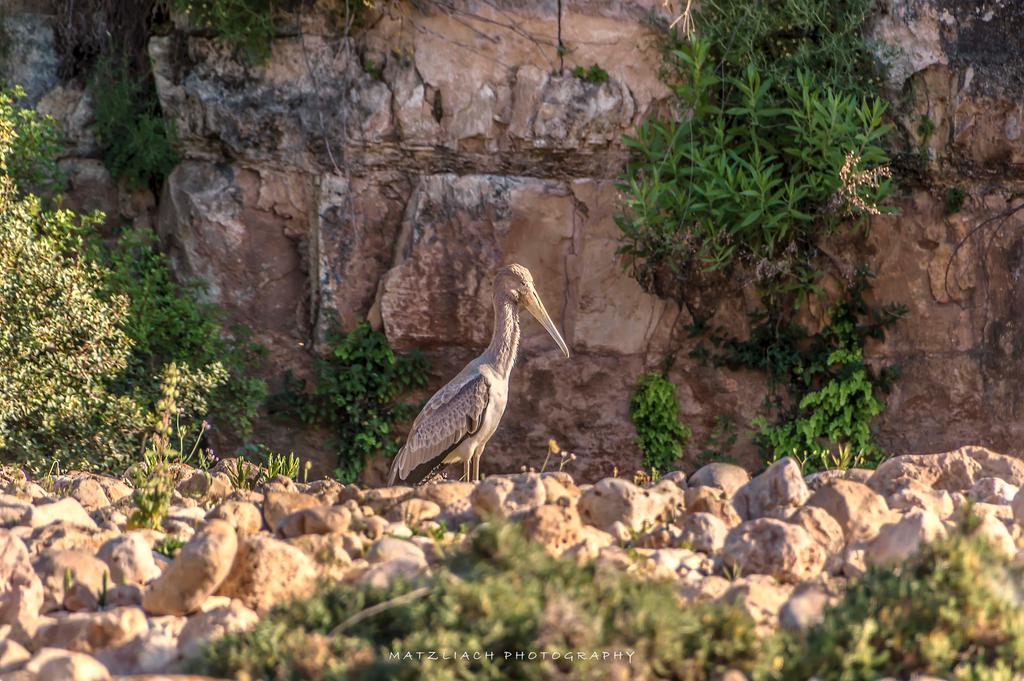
[386,447,403,486]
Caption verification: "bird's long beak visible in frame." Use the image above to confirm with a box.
[525,287,570,358]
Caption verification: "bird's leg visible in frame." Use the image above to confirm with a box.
[462,458,471,482]
[472,447,484,482]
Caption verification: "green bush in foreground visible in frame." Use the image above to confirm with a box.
[194,522,1024,681]
[784,529,1024,681]
[192,523,780,681]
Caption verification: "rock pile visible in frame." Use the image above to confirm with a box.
[2,445,1023,679]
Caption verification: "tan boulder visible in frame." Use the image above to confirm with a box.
[92,613,184,675]
[1013,487,1024,526]
[277,506,352,537]
[684,486,742,528]
[215,535,317,613]
[176,471,233,501]
[780,581,834,632]
[97,533,161,586]
[33,550,109,613]
[23,523,116,557]
[867,449,982,496]
[886,481,955,518]
[578,478,665,532]
[23,498,97,530]
[968,476,1019,505]
[67,479,110,513]
[385,499,441,526]
[23,648,111,681]
[732,457,808,520]
[287,534,352,579]
[416,481,475,518]
[360,486,414,516]
[0,496,32,529]
[358,559,424,590]
[806,480,892,541]
[0,637,31,673]
[721,519,826,584]
[688,462,749,496]
[262,491,320,531]
[205,500,263,536]
[972,514,1016,557]
[540,474,579,505]
[785,505,844,575]
[33,606,148,653]
[565,525,615,563]
[142,520,237,616]
[177,602,259,659]
[1,530,45,645]
[678,512,728,554]
[520,502,583,557]
[719,574,793,631]
[866,509,947,566]
[471,474,546,518]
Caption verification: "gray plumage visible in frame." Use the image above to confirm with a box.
[387,264,570,486]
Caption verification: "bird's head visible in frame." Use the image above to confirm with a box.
[495,263,570,358]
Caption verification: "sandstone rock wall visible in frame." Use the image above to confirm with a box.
[3,0,1024,480]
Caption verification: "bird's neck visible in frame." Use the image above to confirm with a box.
[486,295,520,379]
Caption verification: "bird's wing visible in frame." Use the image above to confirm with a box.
[388,371,491,486]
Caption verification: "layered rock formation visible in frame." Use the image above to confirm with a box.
[3,0,1024,479]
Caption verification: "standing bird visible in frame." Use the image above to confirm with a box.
[387,264,570,486]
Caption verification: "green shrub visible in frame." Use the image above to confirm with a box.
[173,0,376,63]
[173,0,276,62]
[191,522,781,680]
[89,58,179,189]
[692,0,882,96]
[619,40,892,287]
[573,64,609,84]
[945,186,966,215]
[697,270,905,470]
[630,372,691,473]
[270,322,427,483]
[101,228,267,439]
[0,87,64,197]
[783,529,1024,680]
[0,89,263,474]
[0,149,141,472]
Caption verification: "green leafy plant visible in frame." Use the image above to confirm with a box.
[629,372,692,473]
[0,86,64,197]
[572,63,609,83]
[697,415,738,465]
[101,228,267,439]
[690,0,882,97]
[191,522,780,680]
[89,58,180,189]
[0,89,264,475]
[270,322,427,483]
[154,536,185,558]
[619,39,892,291]
[699,270,905,470]
[0,118,142,474]
[173,0,376,63]
[128,363,186,530]
[945,186,966,215]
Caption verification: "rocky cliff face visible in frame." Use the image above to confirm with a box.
[4,0,1024,480]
